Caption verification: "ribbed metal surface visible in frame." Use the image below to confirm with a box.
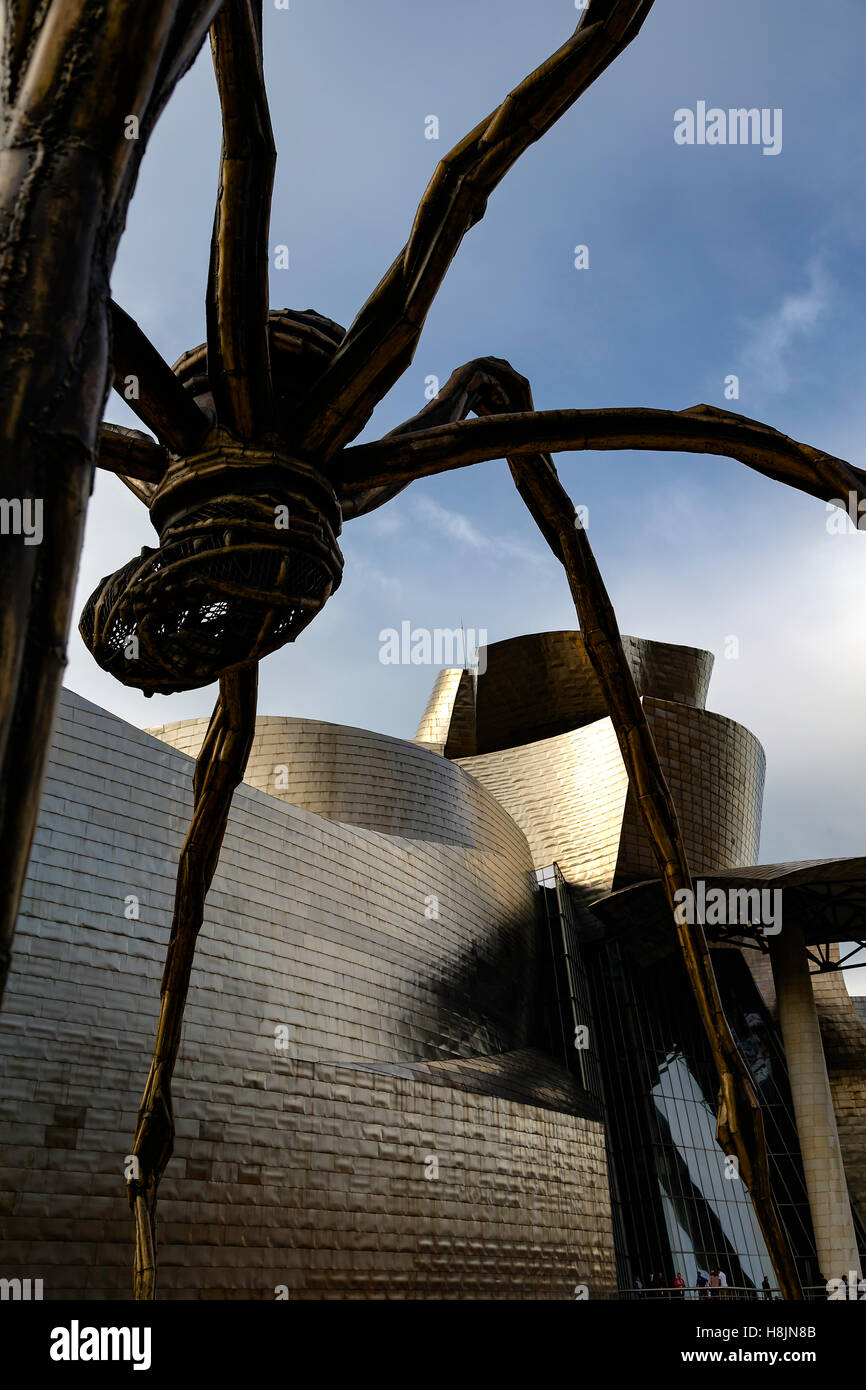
[472,631,713,754]
[0,689,616,1299]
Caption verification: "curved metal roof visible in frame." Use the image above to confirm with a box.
[589,858,866,968]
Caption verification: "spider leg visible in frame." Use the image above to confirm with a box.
[97,424,168,503]
[100,4,276,486]
[510,451,802,1300]
[339,355,527,518]
[0,1,225,1003]
[109,300,211,453]
[294,0,655,462]
[337,399,866,515]
[126,664,258,1300]
[206,0,275,439]
[105,5,276,458]
[336,353,805,1298]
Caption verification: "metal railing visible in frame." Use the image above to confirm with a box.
[625,1284,776,1301]
[614,1283,831,1301]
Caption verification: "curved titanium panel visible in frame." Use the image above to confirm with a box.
[149,713,518,853]
[414,667,477,757]
[456,719,630,899]
[469,631,713,755]
[456,699,765,901]
[0,690,616,1298]
[615,698,765,884]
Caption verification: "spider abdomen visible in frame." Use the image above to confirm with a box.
[80,438,343,695]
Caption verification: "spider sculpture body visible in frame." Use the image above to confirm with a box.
[82,312,347,693]
[4,0,866,1301]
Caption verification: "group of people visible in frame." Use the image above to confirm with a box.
[695,1269,729,1298]
[632,1271,687,1298]
[632,1270,775,1299]
[633,1269,725,1298]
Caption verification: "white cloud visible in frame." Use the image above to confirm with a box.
[369,509,405,537]
[739,259,831,393]
[347,555,404,598]
[413,494,546,566]
[415,495,488,547]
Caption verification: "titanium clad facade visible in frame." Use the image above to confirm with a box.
[1,627,863,1300]
[424,630,866,1294]
[0,688,615,1299]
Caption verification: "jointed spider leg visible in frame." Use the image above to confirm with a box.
[206,0,275,439]
[337,400,866,514]
[0,0,226,1004]
[295,0,656,462]
[126,664,258,1300]
[120,2,278,1300]
[508,454,802,1301]
[339,355,528,518]
[97,424,167,502]
[103,3,276,480]
[336,355,804,1299]
[109,300,211,453]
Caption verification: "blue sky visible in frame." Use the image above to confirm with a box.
[70,0,865,921]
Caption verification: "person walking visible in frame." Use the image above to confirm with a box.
[761,1275,772,1301]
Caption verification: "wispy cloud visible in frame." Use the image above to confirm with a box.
[415,495,488,547]
[413,495,545,565]
[348,555,404,598]
[369,509,405,537]
[739,259,831,393]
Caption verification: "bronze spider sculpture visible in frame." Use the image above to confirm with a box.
[11,0,866,1299]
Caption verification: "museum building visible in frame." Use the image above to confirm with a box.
[0,631,864,1298]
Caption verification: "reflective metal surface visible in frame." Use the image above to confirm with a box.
[0,688,616,1299]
